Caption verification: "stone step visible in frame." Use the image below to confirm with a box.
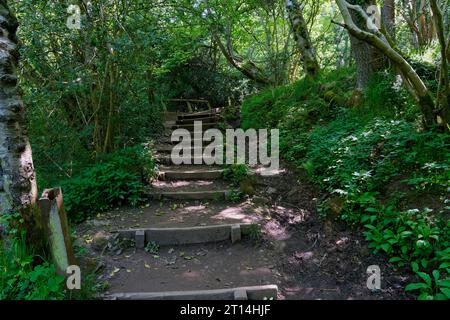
[158,167,224,180]
[105,285,278,300]
[149,189,235,200]
[117,223,257,246]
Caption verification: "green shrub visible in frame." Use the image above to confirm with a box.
[62,145,156,222]
[240,68,450,299]
[241,67,354,131]
[362,206,450,300]
[0,230,65,300]
[359,71,417,121]
[304,113,449,195]
[303,113,449,300]
[223,164,250,186]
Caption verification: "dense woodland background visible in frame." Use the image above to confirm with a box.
[0,0,449,300]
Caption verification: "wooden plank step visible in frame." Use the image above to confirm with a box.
[149,189,235,200]
[105,285,278,300]
[177,112,222,121]
[156,145,223,154]
[156,154,221,165]
[167,122,219,131]
[176,116,219,125]
[160,137,222,144]
[117,223,257,246]
[158,168,224,180]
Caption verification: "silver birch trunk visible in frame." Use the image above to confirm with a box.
[0,0,37,217]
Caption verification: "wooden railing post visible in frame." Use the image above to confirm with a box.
[38,188,77,275]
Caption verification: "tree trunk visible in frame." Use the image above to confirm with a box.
[286,0,320,77]
[0,0,37,217]
[348,0,385,89]
[335,0,439,128]
[213,33,271,85]
[430,0,450,127]
[382,0,395,39]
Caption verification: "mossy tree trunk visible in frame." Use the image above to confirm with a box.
[286,0,320,78]
[381,0,395,39]
[347,0,385,89]
[335,0,449,130]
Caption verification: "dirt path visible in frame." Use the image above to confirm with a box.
[251,168,413,299]
[75,110,413,300]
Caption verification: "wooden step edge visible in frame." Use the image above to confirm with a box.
[148,189,237,200]
[104,285,278,300]
[116,223,257,246]
[158,169,224,180]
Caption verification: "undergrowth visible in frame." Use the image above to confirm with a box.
[61,144,156,223]
[0,212,97,300]
[241,68,450,300]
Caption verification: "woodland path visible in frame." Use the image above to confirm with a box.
[75,109,412,300]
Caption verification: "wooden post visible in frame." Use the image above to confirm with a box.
[186,101,193,112]
[38,188,77,275]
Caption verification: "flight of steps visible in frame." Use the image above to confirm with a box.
[105,109,278,300]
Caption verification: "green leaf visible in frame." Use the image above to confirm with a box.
[439,262,450,269]
[418,293,433,300]
[380,243,391,252]
[437,279,450,288]
[432,270,440,282]
[405,282,428,291]
[389,257,403,263]
[417,272,432,286]
[439,288,450,299]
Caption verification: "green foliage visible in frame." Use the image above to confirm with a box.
[62,145,156,222]
[0,212,100,300]
[223,164,250,185]
[405,255,450,300]
[304,114,449,200]
[359,71,418,121]
[300,111,449,300]
[241,68,354,130]
[297,111,449,300]
[145,241,160,254]
[241,69,450,299]
[0,231,65,300]
[247,224,262,242]
[228,190,244,203]
[362,206,449,300]
[157,58,244,108]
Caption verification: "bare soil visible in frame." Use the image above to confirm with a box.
[75,164,414,300]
